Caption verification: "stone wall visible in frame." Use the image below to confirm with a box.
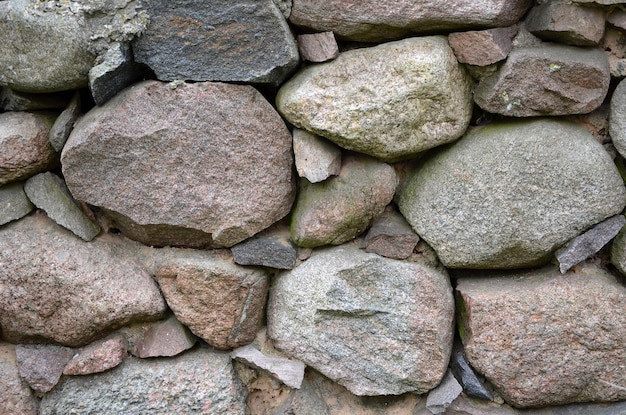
[1,0,626,414]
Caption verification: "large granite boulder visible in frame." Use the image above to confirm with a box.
[277,36,473,162]
[62,80,295,248]
[268,244,455,396]
[397,119,626,269]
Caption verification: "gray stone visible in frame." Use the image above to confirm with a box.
[361,206,420,260]
[475,45,610,116]
[293,129,341,183]
[24,172,100,241]
[62,80,295,248]
[0,88,72,111]
[608,9,626,31]
[298,32,339,63]
[135,314,196,358]
[0,213,166,346]
[48,91,81,152]
[232,344,305,389]
[397,119,626,269]
[40,348,247,415]
[231,226,298,270]
[0,182,34,226]
[450,348,493,401]
[523,400,626,415]
[277,36,473,162]
[555,215,625,273]
[525,3,606,46]
[610,226,626,276]
[268,244,455,396]
[132,0,299,85]
[289,0,531,42]
[272,0,292,19]
[426,370,463,414]
[15,344,74,394]
[290,154,397,248]
[456,264,626,407]
[602,28,626,79]
[0,342,38,415]
[89,43,143,106]
[0,111,58,186]
[610,78,626,159]
[63,336,127,375]
[448,26,518,66]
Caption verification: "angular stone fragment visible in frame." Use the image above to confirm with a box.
[132,0,299,85]
[610,78,626,159]
[268,244,455,396]
[40,348,247,415]
[48,91,81,152]
[525,3,606,46]
[0,182,34,226]
[154,252,269,350]
[16,344,74,394]
[232,344,305,389]
[448,26,518,66]
[232,226,298,270]
[135,315,196,358]
[456,265,626,407]
[555,215,625,273]
[610,226,626,276]
[398,119,626,269]
[426,370,463,415]
[24,172,100,241]
[63,336,127,376]
[62,80,295,248]
[277,37,473,162]
[0,88,72,111]
[0,343,38,415]
[290,0,531,42]
[0,111,57,186]
[608,9,626,31]
[291,154,397,248]
[0,213,166,346]
[298,32,339,63]
[89,43,143,106]
[362,207,420,260]
[449,348,493,401]
[475,45,610,117]
[293,129,341,183]
[602,28,626,79]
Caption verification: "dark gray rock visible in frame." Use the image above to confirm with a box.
[426,370,463,414]
[361,207,420,260]
[0,88,72,111]
[450,348,493,401]
[89,43,144,106]
[231,226,297,270]
[0,342,38,415]
[48,91,81,152]
[16,344,74,394]
[132,0,299,85]
[0,182,34,226]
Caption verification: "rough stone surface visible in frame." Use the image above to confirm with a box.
[448,26,518,66]
[154,252,269,350]
[268,244,455,396]
[0,111,57,186]
[298,32,339,63]
[63,336,127,376]
[0,181,34,226]
[135,314,196,358]
[0,342,38,415]
[24,172,100,241]
[525,3,606,46]
[362,206,420,260]
[62,80,295,248]
[40,348,247,415]
[277,36,473,162]
[0,88,72,111]
[89,43,143,106]
[16,344,74,394]
[555,215,625,273]
[608,9,626,31]
[290,154,397,248]
[397,119,626,269]
[609,78,626,159]
[293,128,342,183]
[475,45,610,117]
[232,344,305,389]
[610,226,626,276]
[456,264,626,408]
[231,226,298,270]
[426,370,463,414]
[132,0,299,85]
[601,28,626,79]
[0,213,166,346]
[450,347,493,401]
[48,91,81,152]
[289,0,531,42]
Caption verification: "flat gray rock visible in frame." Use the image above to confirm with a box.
[231,226,298,270]
[231,344,305,389]
[0,182,34,226]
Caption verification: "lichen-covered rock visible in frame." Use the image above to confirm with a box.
[277,36,473,162]
[398,119,626,269]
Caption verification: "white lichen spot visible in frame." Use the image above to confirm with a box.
[549,63,562,73]
[168,80,186,89]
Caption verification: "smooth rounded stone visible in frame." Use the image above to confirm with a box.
[397,119,626,269]
[267,244,455,396]
[297,32,339,63]
[40,348,247,415]
[135,314,196,358]
[456,264,626,408]
[63,336,127,375]
[609,78,626,159]
[290,154,397,248]
[289,0,531,42]
[525,3,605,46]
[0,111,57,186]
[0,343,38,415]
[0,213,167,346]
[132,0,299,85]
[474,45,610,117]
[15,344,74,394]
[62,80,295,248]
[277,37,473,162]
[0,181,34,226]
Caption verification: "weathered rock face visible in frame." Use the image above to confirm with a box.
[15,344,74,393]
[268,244,455,396]
[63,336,127,375]
[525,2,606,46]
[474,45,610,117]
[39,348,248,414]
[289,0,531,42]
[456,265,626,408]
[277,36,473,162]
[609,78,626,159]
[0,111,57,185]
[132,0,299,85]
[62,80,295,248]
[448,26,518,66]
[397,119,626,269]
[0,213,166,346]
[0,181,34,226]
[290,154,397,248]
[0,343,38,415]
